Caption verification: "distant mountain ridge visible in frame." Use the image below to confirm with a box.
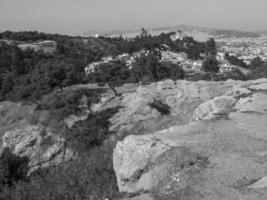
[84,24,260,38]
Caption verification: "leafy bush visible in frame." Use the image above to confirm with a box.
[149,100,171,115]
[38,88,100,113]
[66,107,120,152]
[130,54,184,83]
[0,148,29,188]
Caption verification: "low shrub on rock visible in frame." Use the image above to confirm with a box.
[65,106,120,152]
[149,100,171,115]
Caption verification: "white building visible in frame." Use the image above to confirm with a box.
[219,63,235,73]
[161,51,187,63]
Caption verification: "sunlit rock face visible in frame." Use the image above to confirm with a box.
[2,124,73,173]
[109,79,234,137]
[113,78,267,200]
[0,101,74,172]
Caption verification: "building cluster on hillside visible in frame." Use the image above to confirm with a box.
[85,47,243,76]
[217,34,267,65]
[85,32,267,77]
[160,50,203,73]
[85,50,149,75]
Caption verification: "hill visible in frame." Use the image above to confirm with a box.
[84,24,260,39]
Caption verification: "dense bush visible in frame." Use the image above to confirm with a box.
[224,53,248,68]
[149,100,171,115]
[0,42,85,101]
[88,60,130,96]
[0,106,121,200]
[249,62,267,79]
[38,88,101,114]
[66,107,120,152]
[0,148,29,189]
[130,53,184,83]
[0,147,120,200]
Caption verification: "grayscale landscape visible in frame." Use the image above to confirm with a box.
[0,0,267,199]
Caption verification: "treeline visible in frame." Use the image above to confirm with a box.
[103,30,206,59]
[87,53,185,96]
[0,42,85,101]
[224,52,248,68]
[0,29,208,101]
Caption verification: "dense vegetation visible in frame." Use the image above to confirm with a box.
[0,91,121,200]
[0,146,120,200]
[0,30,211,100]
[0,42,85,101]
[0,30,210,199]
[224,52,248,68]
[1,29,267,200]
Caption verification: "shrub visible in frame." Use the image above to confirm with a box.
[0,148,29,188]
[149,100,171,115]
[66,107,120,152]
[1,146,121,200]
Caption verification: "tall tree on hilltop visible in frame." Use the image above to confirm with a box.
[205,38,217,57]
[202,55,219,81]
[202,38,219,81]
[89,60,130,96]
[141,27,148,38]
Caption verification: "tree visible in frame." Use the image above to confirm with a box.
[1,71,14,95]
[90,61,130,96]
[141,27,148,38]
[130,53,184,83]
[130,53,161,83]
[202,38,219,81]
[250,56,263,67]
[224,53,248,68]
[205,38,217,57]
[202,55,219,81]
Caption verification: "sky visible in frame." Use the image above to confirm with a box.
[0,0,267,35]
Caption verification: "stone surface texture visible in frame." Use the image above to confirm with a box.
[113,78,267,200]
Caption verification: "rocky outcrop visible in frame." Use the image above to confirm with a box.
[113,78,267,199]
[2,124,73,172]
[191,96,236,121]
[109,79,234,136]
[0,101,74,172]
[113,135,173,193]
[234,93,267,114]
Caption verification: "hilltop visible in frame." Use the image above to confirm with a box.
[84,24,260,39]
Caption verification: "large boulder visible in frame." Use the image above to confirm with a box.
[234,93,267,114]
[113,135,172,193]
[109,80,234,136]
[191,96,236,121]
[249,82,267,91]
[1,124,73,172]
[113,79,267,199]
[0,101,74,172]
[113,115,267,199]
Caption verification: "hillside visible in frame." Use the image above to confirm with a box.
[1,78,267,199]
[84,24,260,39]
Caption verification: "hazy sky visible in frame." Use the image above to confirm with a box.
[0,0,266,35]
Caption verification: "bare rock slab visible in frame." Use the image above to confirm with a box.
[191,96,236,121]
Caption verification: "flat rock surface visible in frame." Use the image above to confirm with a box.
[113,78,267,200]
